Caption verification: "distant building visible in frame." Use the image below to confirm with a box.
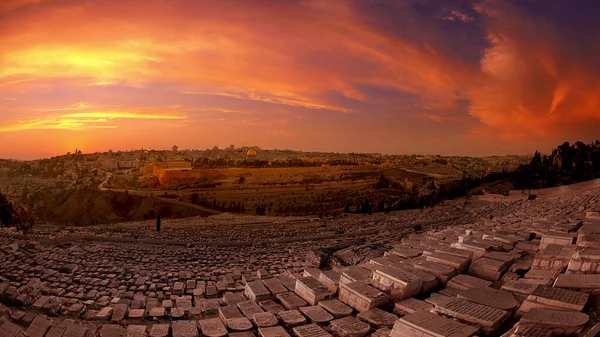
[172,145,178,153]
[246,149,257,162]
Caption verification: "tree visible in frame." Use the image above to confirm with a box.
[238,175,246,184]
[190,193,200,204]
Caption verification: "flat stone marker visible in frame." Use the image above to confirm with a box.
[198,318,228,337]
[318,299,353,317]
[149,307,166,318]
[357,308,398,328]
[278,310,307,328]
[263,278,287,295]
[426,252,469,273]
[63,325,94,337]
[329,316,371,337]
[554,274,600,292]
[100,325,125,337]
[520,308,589,335]
[126,325,148,337]
[252,312,279,327]
[501,280,539,297]
[230,333,256,337]
[246,281,272,301]
[46,326,67,337]
[338,282,390,313]
[299,306,334,323]
[259,300,286,314]
[224,292,245,306]
[432,298,509,334]
[128,309,144,319]
[95,307,114,321]
[258,326,291,337]
[292,324,333,337]
[111,304,128,322]
[295,277,330,305]
[519,285,589,314]
[525,268,560,282]
[446,274,492,291]
[458,287,518,311]
[226,317,253,332]
[219,305,243,324]
[149,324,170,337]
[276,292,308,310]
[390,310,478,337]
[238,300,265,318]
[26,315,52,337]
[393,297,433,316]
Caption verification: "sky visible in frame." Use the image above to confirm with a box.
[1,0,599,159]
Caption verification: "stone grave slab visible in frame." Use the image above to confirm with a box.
[432,298,509,334]
[276,292,308,310]
[329,316,371,337]
[393,297,433,316]
[26,315,52,337]
[457,287,519,311]
[340,266,372,285]
[258,326,291,337]
[126,325,148,337]
[63,325,94,337]
[292,324,332,337]
[554,273,600,292]
[518,285,588,315]
[338,282,389,312]
[219,305,243,325]
[390,310,478,337]
[100,324,125,337]
[520,308,589,335]
[468,257,508,281]
[263,278,287,295]
[446,274,492,291]
[227,317,253,332]
[501,280,539,302]
[318,299,353,318]
[371,266,423,301]
[319,270,341,296]
[299,306,334,324]
[148,324,170,337]
[278,310,307,328]
[238,300,265,318]
[128,309,144,319]
[356,308,397,328]
[295,277,330,305]
[111,304,128,322]
[245,281,272,301]
[259,299,286,314]
[252,312,279,327]
[198,318,228,337]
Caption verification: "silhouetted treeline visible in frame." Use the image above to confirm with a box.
[512,140,600,190]
[190,157,359,168]
[0,192,33,232]
[189,193,245,213]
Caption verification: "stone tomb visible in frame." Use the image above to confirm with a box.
[370,266,423,301]
[565,248,600,274]
[393,298,433,316]
[457,287,519,311]
[390,310,478,337]
[520,308,589,335]
[276,292,308,310]
[252,312,279,328]
[299,306,334,324]
[318,299,353,318]
[198,319,228,337]
[356,308,398,328]
[171,321,198,337]
[278,310,307,328]
[432,298,509,334]
[292,324,332,337]
[340,266,373,285]
[318,270,341,296]
[294,277,330,306]
[500,280,539,302]
[258,326,290,337]
[237,300,265,319]
[329,316,371,337]
[262,278,287,296]
[468,257,508,281]
[245,281,272,302]
[446,274,492,292]
[554,273,600,292]
[338,282,390,313]
[517,285,589,315]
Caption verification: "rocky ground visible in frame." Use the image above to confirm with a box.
[1,180,600,336]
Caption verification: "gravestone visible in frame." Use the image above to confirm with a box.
[278,310,307,328]
[318,299,353,318]
[432,298,509,334]
[329,316,371,337]
[300,306,334,324]
[198,318,228,337]
[390,310,478,337]
[292,324,332,337]
[357,308,398,328]
[393,297,433,316]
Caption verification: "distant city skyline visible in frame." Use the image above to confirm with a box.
[1,0,599,159]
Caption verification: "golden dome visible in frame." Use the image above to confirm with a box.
[246,149,257,157]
